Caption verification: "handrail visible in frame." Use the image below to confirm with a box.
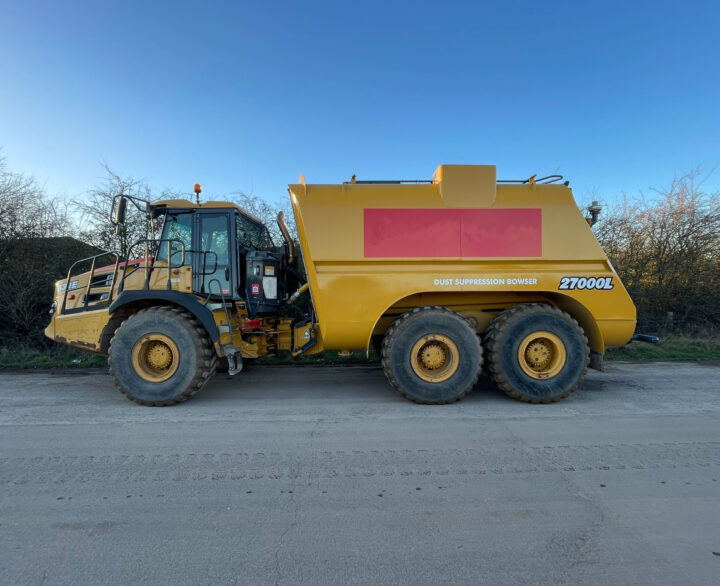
[205,278,234,345]
[498,174,565,184]
[343,179,433,185]
[62,238,229,315]
[197,250,219,294]
[119,238,187,293]
[187,249,218,277]
[61,251,120,314]
[119,239,220,294]
[342,176,566,185]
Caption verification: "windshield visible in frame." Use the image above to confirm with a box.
[237,213,274,251]
[156,211,193,263]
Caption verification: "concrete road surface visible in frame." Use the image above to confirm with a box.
[1,362,719,585]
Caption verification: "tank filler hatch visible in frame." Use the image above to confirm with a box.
[432,164,497,208]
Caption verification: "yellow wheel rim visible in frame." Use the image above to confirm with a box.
[517,331,566,380]
[410,334,459,383]
[131,333,179,382]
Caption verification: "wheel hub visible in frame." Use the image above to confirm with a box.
[420,343,446,370]
[410,334,459,383]
[517,331,566,380]
[146,341,173,370]
[131,334,180,383]
[524,339,552,370]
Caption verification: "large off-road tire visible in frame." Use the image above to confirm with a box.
[108,306,217,406]
[381,306,482,404]
[484,303,589,404]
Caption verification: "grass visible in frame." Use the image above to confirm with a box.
[0,344,375,370]
[0,345,107,369]
[2,336,718,370]
[605,336,720,361]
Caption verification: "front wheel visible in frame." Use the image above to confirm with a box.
[108,307,217,406]
[484,304,589,403]
[381,306,482,404]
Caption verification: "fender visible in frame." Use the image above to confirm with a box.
[109,291,220,342]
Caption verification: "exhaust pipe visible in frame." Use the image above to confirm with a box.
[277,211,295,265]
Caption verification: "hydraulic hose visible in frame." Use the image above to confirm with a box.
[287,283,309,304]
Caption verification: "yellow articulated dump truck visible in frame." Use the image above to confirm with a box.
[45,165,636,406]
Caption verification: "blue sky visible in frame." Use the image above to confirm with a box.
[1,0,719,207]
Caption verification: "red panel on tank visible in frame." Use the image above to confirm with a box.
[363,208,542,258]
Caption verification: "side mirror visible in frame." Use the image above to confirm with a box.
[113,197,127,234]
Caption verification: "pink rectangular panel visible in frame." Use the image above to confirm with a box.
[363,208,542,258]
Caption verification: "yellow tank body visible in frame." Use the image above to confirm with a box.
[289,164,636,356]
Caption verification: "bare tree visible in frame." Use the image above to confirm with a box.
[0,153,70,260]
[230,191,298,245]
[73,164,157,258]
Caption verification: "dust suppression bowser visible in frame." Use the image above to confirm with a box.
[46,165,636,406]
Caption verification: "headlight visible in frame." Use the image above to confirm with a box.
[49,300,57,315]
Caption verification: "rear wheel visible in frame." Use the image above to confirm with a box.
[484,304,589,403]
[382,306,482,404]
[108,306,217,406]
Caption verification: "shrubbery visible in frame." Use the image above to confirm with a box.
[594,171,720,334]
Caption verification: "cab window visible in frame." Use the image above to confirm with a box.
[237,213,274,251]
[157,212,192,264]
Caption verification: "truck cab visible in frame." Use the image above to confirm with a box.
[152,200,295,316]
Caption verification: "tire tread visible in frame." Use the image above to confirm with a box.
[108,306,218,406]
[381,306,482,405]
[484,303,589,403]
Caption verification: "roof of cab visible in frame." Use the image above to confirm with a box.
[151,199,265,224]
[152,198,240,209]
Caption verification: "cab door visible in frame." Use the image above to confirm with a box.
[195,211,235,298]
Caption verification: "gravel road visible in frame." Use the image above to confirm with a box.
[1,362,719,585]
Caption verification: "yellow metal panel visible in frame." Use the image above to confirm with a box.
[45,308,109,352]
[289,165,636,354]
